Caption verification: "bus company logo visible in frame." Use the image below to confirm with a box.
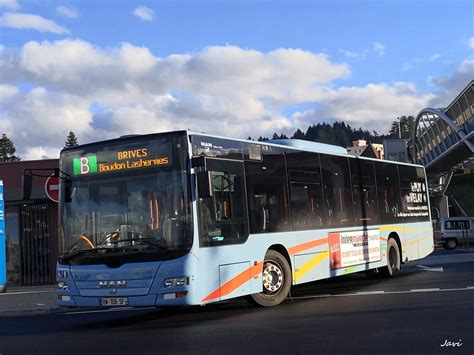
[73,155,98,175]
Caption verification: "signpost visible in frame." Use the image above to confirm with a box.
[0,180,6,292]
[45,175,59,203]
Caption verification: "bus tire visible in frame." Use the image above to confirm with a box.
[380,238,401,277]
[248,250,291,307]
[444,238,457,250]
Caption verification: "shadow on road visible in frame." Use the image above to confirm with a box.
[0,266,428,338]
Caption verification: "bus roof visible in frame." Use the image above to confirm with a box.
[270,139,348,155]
[188,131,424,168]
[60,129,424,169]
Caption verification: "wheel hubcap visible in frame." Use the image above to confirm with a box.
[262,261,284,294]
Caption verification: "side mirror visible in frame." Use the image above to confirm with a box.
[197,171,213,198]
[22,174,32,200]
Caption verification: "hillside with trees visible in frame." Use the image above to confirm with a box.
[252,116,415,148]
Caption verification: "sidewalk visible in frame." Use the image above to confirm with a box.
[0,284,57,314]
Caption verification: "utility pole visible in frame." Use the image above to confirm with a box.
[397,117,402,139]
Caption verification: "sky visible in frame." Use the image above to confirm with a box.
[0,0,473,160]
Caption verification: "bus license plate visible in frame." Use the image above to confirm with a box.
[101,297,128,306]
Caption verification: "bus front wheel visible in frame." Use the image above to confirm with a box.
[381,238,401,277]
[248,250,291,307]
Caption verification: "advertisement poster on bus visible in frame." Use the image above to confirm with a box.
[329,230,381,270]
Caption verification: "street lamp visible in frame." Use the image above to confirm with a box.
[397,117,401,139]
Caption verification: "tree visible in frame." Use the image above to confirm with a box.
[389,115,415,139]
[0,133,20,162]
[292,129,305,140]
[64,131,78,148]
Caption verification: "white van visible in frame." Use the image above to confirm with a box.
[439,217,474,249]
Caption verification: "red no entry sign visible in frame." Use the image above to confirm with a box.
[45,176,59,203]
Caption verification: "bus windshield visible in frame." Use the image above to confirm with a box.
[58,133,192,265]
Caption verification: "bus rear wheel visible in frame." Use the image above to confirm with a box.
[248,250,291,307]
[380,238,401,277]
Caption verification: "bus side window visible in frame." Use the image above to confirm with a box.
[350,158,378,226]
[398,165,429,223]
[320,155,354,228]
[375,162,401,224]
[285,150,324,231]
[245,146,290,234]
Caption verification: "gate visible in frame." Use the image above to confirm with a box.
[20,204,52,285]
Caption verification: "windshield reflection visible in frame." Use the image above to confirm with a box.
[59,170,192,264]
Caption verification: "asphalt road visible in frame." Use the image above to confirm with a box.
[0,250,473,355]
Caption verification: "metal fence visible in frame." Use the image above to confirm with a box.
[20,203,52,285]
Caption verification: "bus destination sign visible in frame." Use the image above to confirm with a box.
[72,144,171,176]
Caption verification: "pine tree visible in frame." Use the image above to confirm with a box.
[0,133,20,162]
[65,131,78,148]
[292,129,305,140]
[389,115,415,139]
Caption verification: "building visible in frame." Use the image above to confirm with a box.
[0,159,59,286]
[346,140,384,159]
[383,139,409,163]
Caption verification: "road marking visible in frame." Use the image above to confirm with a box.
[289,286,474,300]
[356,291,385,295]
[416,265,444,272]
[410,288,440,292]
[0,290,55,296]
[63,307,152,315]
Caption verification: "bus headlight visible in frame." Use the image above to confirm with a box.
[164,277,188,288]
[57,282,69,291]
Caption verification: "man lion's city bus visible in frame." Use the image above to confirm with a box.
[57,130,433,307]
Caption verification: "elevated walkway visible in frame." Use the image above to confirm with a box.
[411,81,474,195]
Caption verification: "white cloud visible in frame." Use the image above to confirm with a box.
[403,54,441,71]
[0,40,350,158]
[0,84,18,102]
[402,62,415,71]
[0,0,20,10]
[468,37,474,49]
[0,12,69,34]
[373,42,385,57]
[293,82,434,133]
[340,49,368,60]
[1,39,468,159]
[0,87,92,159]
[429,58,474,106]
[23,146,63,160]
[428,54,441,62]
[132,5,154,21]
[56,5,79,19]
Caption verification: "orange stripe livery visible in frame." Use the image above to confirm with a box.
[201,237,327,303]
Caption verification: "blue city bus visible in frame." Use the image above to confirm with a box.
[57,130,434,307]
